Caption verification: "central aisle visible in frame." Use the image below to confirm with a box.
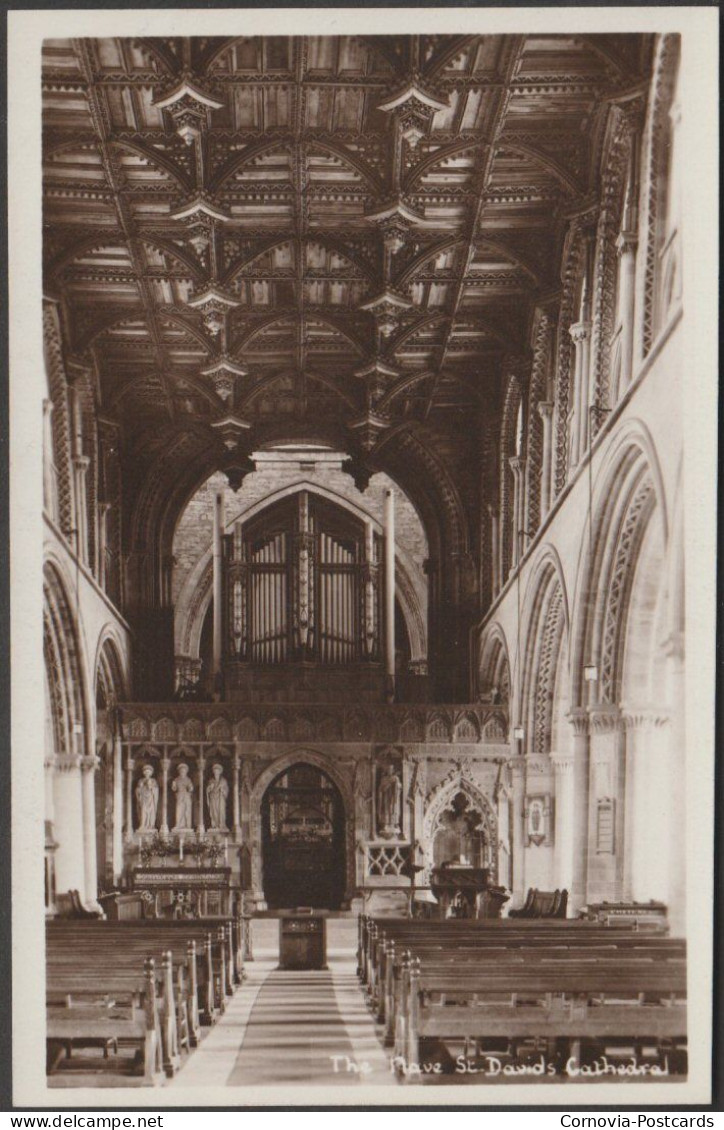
[169,922,392,1088]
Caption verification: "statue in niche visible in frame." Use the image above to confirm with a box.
[377,763,402,839]
[172,763,194,831]
[206,763,229,830]
[135,764,159,831]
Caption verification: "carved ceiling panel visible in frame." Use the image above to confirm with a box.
[43,33,648,528]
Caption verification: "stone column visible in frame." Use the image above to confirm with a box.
[621,711,639,901]
[663,633,685,934]
[212,491,225,681]
[616,226,638,392]
[42,399,58,520]
[45,753,57,835]
[97,502,111,592]
[196,754,206,835]
[384,488,396,702]
[537,402,554,519]
[508,457,525,572]
[569,321,592,467]
[494,768,511,892]
[124,753,135,842]
[44,751,58,914]
[160,757,171,836]
[550,752,574,896]
[622,708,671,905]
[232,753,242,843]
[621,710,651,903]
[568,708,590,914]
[72,454,91,566]
[487,504,500,598]
[53,753,86,897]
[587,706,622,903]
[112,726,124,883]
[509,757,526,907]
[80,754,101,908]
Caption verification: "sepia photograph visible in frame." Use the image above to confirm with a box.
[8,5,718,1109]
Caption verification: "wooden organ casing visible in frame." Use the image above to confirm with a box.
[223,492,384,673]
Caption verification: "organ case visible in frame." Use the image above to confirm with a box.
[222,492,384,676]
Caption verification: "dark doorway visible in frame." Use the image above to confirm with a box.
[261,762,346,910]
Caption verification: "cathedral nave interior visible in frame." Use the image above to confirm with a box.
[38,30,689,1090]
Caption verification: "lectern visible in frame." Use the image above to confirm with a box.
[278,910,327,970]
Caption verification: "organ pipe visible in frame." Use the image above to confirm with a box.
[296,492,312,652]
[221,495,388,670]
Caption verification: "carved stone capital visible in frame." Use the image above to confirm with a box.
[621,706,671,732]
[508,455,526,478]
[80,754,100,774]
[160,757,172,772]
[486,502,500,520]
[567,708,589,737]
[569,320,591,344]
[616,230,638,257]
[537,400,554,422]
[56,753,82,774]
[588,705,622,735]
[508,756,527,778]
[73,454,91,474]
[44,753,58,772]
[549,752,574,776]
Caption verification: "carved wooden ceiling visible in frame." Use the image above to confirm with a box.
[43,34,650,525]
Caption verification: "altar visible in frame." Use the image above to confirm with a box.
[131,866,233,919]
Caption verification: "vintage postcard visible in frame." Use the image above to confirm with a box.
[8,5,718,1109]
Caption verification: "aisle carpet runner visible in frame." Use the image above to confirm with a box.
[227,969,383,1086]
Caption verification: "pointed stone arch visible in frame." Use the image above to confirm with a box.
[477,622,511,706]
[44,560,89,755]
[521,552,569,757]
[94,628,129,709]
[248,749,356,903]
[571,422,667,708]
[173,479,428,668]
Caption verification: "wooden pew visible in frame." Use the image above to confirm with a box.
[359,917,685,1064]
[48,925,207,1045]
[361,917,681,986]
[46,954,166,1084]
[47,938,184,1078]
[508,888,568,918]
[376,937,684,1043]
[398,955,686,1075]
[47,920,233,1031]
[358,916,672,1008]
[375,937,684,1031]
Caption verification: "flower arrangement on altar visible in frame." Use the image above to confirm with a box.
[136,830,229,868]
[138,833,171,868]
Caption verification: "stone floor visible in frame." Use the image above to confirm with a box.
[168,918,391,1088]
